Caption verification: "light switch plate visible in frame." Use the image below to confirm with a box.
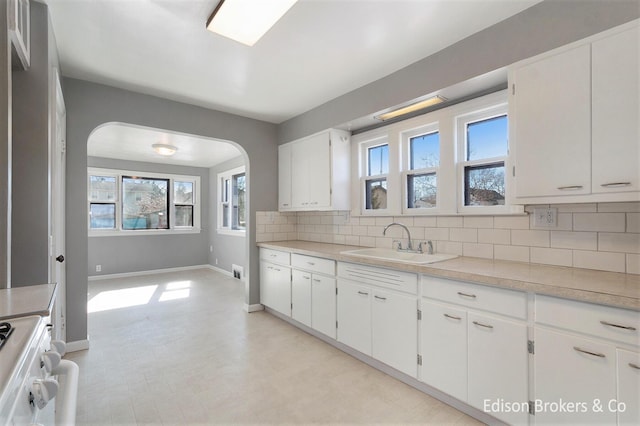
[533,207,557,228]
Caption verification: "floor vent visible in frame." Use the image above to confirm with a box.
[232,264,244,280]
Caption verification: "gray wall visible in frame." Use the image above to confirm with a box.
[279,0,640,142]
[11,1,59,287]
[209,156,246,274]
[87,156,210,277]
[64,77,278,343]
[0,4,11,288]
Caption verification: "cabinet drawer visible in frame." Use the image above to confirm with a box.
[536,295,640,347]
[291,254,335,275]
[260,248,290,265]
[338,262,418,295]
[421,276,527,320]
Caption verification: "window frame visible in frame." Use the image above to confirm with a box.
[456,103,512,215]
[359,137,391,215]
[217,165,246,236]
[401,123,440,214]
[88,167,201,237]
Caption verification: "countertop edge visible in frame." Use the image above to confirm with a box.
[258,241,640,311]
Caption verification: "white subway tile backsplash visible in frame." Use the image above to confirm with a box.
[413,216,437,227]
[627,254,640,275]
[494,215,530,230]
[573,250,626,273]
[478,229,510,245]
[573,213,625,232]
[550,231,597,251]
[463,243,494,259]
[425,227,449,241]
[599,233,640,254]
[494,245,530,263]
[511,230,550,247]
[464,216,494,229]
[627,213,640,233]
[450,228,478,243]
[598,202,640,213]
[437,216,463,228]
[556,213,573,231]
[436,241,463,255]
[557,203,598,213]
[531,247,573,267]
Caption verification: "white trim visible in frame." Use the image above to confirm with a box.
[88,265,210,281]
[65,339,90,353]
[205,264,234,277]
[216,228,246,237]
[217,165,247,232]
[244,303,265,313]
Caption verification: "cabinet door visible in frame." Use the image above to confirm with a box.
[372,289,417,377]
[617,349,640,426]
[534,327,616,425]
[512,44,591,198]
[420,300,467,402]
[592,25,639,194]
[278,143,292,210]
[260,262,291,316]
[291,133,331,209]
[291,269,312,327]
[311,275,336,339]
[468,313,528,425]
[336,280,372,356]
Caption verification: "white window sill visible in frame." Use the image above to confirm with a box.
[216,228,246,237]
[89,228,201,237]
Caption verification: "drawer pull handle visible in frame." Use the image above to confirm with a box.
[601,182,631,188]
[457,292,476,299]
[600,320,636,331]
[274,268,280,272]
[629,363,640,370]
[557,185,583,190]
[472,321,493,329]
[312,278,321,283]
[357,291,369,296]
[307,262,315,266]
[270,254,277,257]
[444,314,461,321]
[573,346,605,358]
[374,295,387,301]
[303,275,311,280]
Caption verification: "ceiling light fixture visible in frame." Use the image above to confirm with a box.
[375,95,448,121]
[206,0,298,47]
[152,143,178,156]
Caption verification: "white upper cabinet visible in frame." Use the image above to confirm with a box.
[279,129,350,211]
[511,44,591,198]
[509,21,640,204]
[591,25,639,195]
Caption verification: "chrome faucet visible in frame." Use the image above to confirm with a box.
[383,222,414,252]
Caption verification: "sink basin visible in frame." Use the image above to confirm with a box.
[340,247,458,264]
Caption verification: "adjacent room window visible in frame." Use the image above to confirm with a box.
[405,128,439,210]
[218,166,246,234]
[363,141,389,210]
[88,168,200,235]
[458,107,508,208]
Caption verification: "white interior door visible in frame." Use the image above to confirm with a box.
[51,69,66,341]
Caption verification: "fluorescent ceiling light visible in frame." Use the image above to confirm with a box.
[206,0,298,47]
[375,96,447,121]
[152,143,178,156]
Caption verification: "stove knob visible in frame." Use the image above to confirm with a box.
[30,378,59,409]
[50,340,66,356]
[41,351,62,373]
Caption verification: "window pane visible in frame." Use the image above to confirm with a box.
[175,205,193,227]
[408,173,436,209]
[410,132,439,169]
[464,163,505,206]
[365,178,387,210]
[122,177,169,230]
[222,204,229,227]
[175,181,193,204]
[89,175,116,202]
[90,203,115,229]
[233,173,246,230]
[467,115,508,161]
[368,144,389,176]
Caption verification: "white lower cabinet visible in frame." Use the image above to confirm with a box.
[260,260,291,316]
[336,280,372,355]
[311,274,337,339]
[291,269,312,327]
[617,349,640,426]
[371,288,418,377]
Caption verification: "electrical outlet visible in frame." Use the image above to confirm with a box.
[209,245,213,252]
[533,207,557,228]
[215,259,219,265]
[96,264,102,272]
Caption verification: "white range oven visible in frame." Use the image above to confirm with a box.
[0,315,78,425]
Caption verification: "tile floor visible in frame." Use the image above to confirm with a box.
[66,268,483,425]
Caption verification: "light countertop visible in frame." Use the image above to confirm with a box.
[258,241,640,311]
[0,284,57,320]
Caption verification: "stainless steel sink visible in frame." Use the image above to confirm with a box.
[340,247,458,264]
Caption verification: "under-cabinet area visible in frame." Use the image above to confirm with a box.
[258,243,640,425]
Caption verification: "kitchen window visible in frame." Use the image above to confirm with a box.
[403,125,439,211]
[88,168,200,236]
[361,139,389,211]
[218,166,246,235]
[457,104,509,212]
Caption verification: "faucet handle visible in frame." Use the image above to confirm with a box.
[418,240,434,254]
[392,240,403,250]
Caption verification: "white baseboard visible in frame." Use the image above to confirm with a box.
[244,303,264,313]
[65,339,90,353]
[205,264,233,277]
[89,265,211,281]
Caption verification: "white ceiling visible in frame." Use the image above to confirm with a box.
[47,0,542,166]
